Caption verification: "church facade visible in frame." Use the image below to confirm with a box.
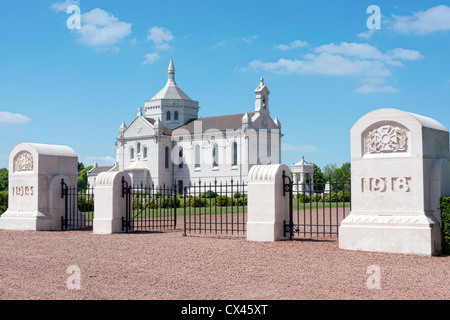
[94,59,283,190]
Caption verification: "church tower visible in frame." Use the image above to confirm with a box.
[254,78,270,115]
[144,59,199,130]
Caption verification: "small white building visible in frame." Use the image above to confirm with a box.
[87,163,114,187]
[107,59,283,190]
[292,156,315,194]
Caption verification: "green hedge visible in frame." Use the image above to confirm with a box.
[0,191,7,215]
[440,197,450,254]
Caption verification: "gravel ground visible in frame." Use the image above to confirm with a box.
[0,225,450,301]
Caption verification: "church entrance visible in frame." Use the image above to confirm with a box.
[178,180,183,195]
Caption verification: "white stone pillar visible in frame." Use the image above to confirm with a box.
[292,172,298,193]
[93,171,131,234]
[0,143,78,231]
[247,164,291,242]
[339,108,450,256]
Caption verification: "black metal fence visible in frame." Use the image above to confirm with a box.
[284,174,351,239]
[61,180,94,231]
[183,179,247,237]
[122,179,177,233]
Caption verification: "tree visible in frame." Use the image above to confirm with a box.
[0,168,8,191]
[312,164,325,192]
[323,163,338,181]
[332,162,351,191]
[78,163,93,189]
[334,162,351,181]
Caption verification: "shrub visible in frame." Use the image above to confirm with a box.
[233,192,245,199]
[310,193,322,202]
[0,191,7,215]
[296,193,310,203]
[145,199,159,209]
[338,191,351,202]
[159,196,181,208]
[190,196,207,207]
[234,194,247,206]
[440,197,450,254]
[78,196,94,212]
[133,199,144,210]
[215,195,232,207]
[201,190,218,198]
[323,193,337,203]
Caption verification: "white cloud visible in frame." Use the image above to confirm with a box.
[353,84,398,94]
[50,0,79,13]
[248,53,392,78]
[242,35,258,43]
[357,29,376,39]
[282,143,320,153]
[213,40,227,47]
[82,156,116,166]
[385,48,423,62]
[390,5,450,35]
[76,8,132,48]
[147,26,174,51]
[315,42,384,60]
[143,53,160,65]
[247,42,422,93]
[275,40,308,51]
[0,112,31,124]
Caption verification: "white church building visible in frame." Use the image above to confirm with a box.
[89,59,283,191]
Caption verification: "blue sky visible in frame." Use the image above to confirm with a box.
[1,0,450,171]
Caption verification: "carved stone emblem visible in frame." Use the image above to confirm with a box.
[14,151,33,172]
[366,125,408,154]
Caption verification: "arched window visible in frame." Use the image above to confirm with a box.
[179,147,183,169]
[195,145,201,168]
[174,111,179,121]
[165,146,169,169]
[212,144,218,167]
[130,148,135,161]
[137,142,141,154]
[166,111,171,121]
[232,141,238,166]
[143,147,148,159]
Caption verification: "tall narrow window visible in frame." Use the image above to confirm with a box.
[174,111,179,121]
[195,145,201,168]
[165,146,169,169]
[137,142,141,154]
[130,148,135,161]
[212,144,218,167]
[166,111,171,121]
[179,147,183,169]
[143,147,148,159]
[232,141,238,166]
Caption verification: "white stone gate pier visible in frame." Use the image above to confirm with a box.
[0,143,78,231]
[339,108,450,256]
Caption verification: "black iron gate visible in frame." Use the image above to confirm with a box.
[182,179,247,237]
[121,178,177,233]
[283,171,351,239]
[61,179,94,230]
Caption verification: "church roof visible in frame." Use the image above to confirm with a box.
[151,81,193,101]
[144,117,172,135]
[126,160,149,171]
[88,165,114,174]
[150,58,193,101]
[173,113,255,135]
